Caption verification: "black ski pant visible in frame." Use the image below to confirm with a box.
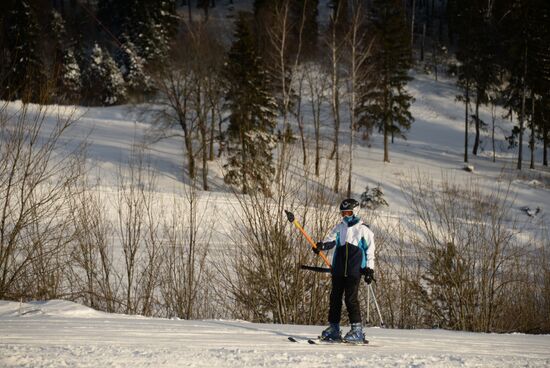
[328,275,362,325]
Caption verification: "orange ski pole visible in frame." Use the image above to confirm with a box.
[285,210,332,269]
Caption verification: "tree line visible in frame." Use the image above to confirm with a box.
[2,1,548,196]
[0,0,416,196]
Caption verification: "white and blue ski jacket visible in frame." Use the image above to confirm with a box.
[317,216,375,278]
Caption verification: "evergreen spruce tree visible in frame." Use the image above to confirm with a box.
[499,0,539,169]
[59,48,82,104]
[453,1,501,157]
[50,10,81,104]
[102,51,127,106]
[530,0,550,166]
[83,43,107,105]
[83,43,126,106]
[223,12,278,196]
[118,38,152,97]
[358,0,414,162]
[3,1,46,102]
[97,0,176,66]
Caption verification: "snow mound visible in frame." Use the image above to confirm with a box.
[0,299,105,319]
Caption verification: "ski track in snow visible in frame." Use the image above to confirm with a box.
[1,300,549,368]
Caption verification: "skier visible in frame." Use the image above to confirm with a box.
[313,198,375,343]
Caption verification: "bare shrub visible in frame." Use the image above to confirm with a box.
[0,102,84,300]
[68,180,119,312]
[159,184,212,319]
[115,151,165,316]
[401,173,532,332]
[369,214,426,328]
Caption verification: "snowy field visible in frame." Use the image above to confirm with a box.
[1,300,549,368]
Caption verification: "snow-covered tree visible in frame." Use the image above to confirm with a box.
[98,0,175,67]
[58,49,82,104]
[223,12,278,196]
[83,44,126,106]
[118,39,152,97]
[102,51,127,105]
[360,185,389,210]
[358,0,414,163]
[50,10,81,104]
[124,9,171,67]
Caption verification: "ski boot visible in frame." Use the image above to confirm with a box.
[343,322,365,343]
[320,322,342,341]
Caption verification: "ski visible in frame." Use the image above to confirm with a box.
[288,336,370,346]
[308,338,369,346]
[287,336,309,343]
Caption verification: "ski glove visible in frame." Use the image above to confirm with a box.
[312,242,323,255]
[364,267,375,284]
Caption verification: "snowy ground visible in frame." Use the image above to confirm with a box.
[1,300,549,368]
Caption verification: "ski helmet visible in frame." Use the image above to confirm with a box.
[339,198,359,212]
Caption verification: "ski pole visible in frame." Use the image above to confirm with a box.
[366,283,371,325]
[284,210,332,269]
[369,283,385,327]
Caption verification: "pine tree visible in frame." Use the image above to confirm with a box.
[3,1,46,102]
[499,0,540,170]
[358,0,414,162]
[118,38,151,97]
[97,0,176,66]
[223,12,278,196]
[83,43,126,106]
[83,44,107,105]
[59,49,82,104]
[530,0,550,167]
[50,10,81,104]
[102,51,127,106]
[454,1,501,157]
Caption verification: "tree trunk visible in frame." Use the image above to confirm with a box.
[464,82,469,163]
[421,23,426,61]
[296,77,307,166]
[240,126,247,194]
[384,89,390,162]
[209,106,215,161]
[330,17,341,192]
[200,125,208,190]
[491,101,497,162]
[177,106,196,179]
[473,94,480,155]
[518,47,527,171]
[411,0,416,56]
[530,93,535,170]
[543,96,548,166]
[183,128,195,179]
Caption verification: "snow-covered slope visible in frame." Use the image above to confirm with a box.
[1,300,549,368]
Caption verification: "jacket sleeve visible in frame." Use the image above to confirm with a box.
[318,224,340,251]
[364,227,375,269]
